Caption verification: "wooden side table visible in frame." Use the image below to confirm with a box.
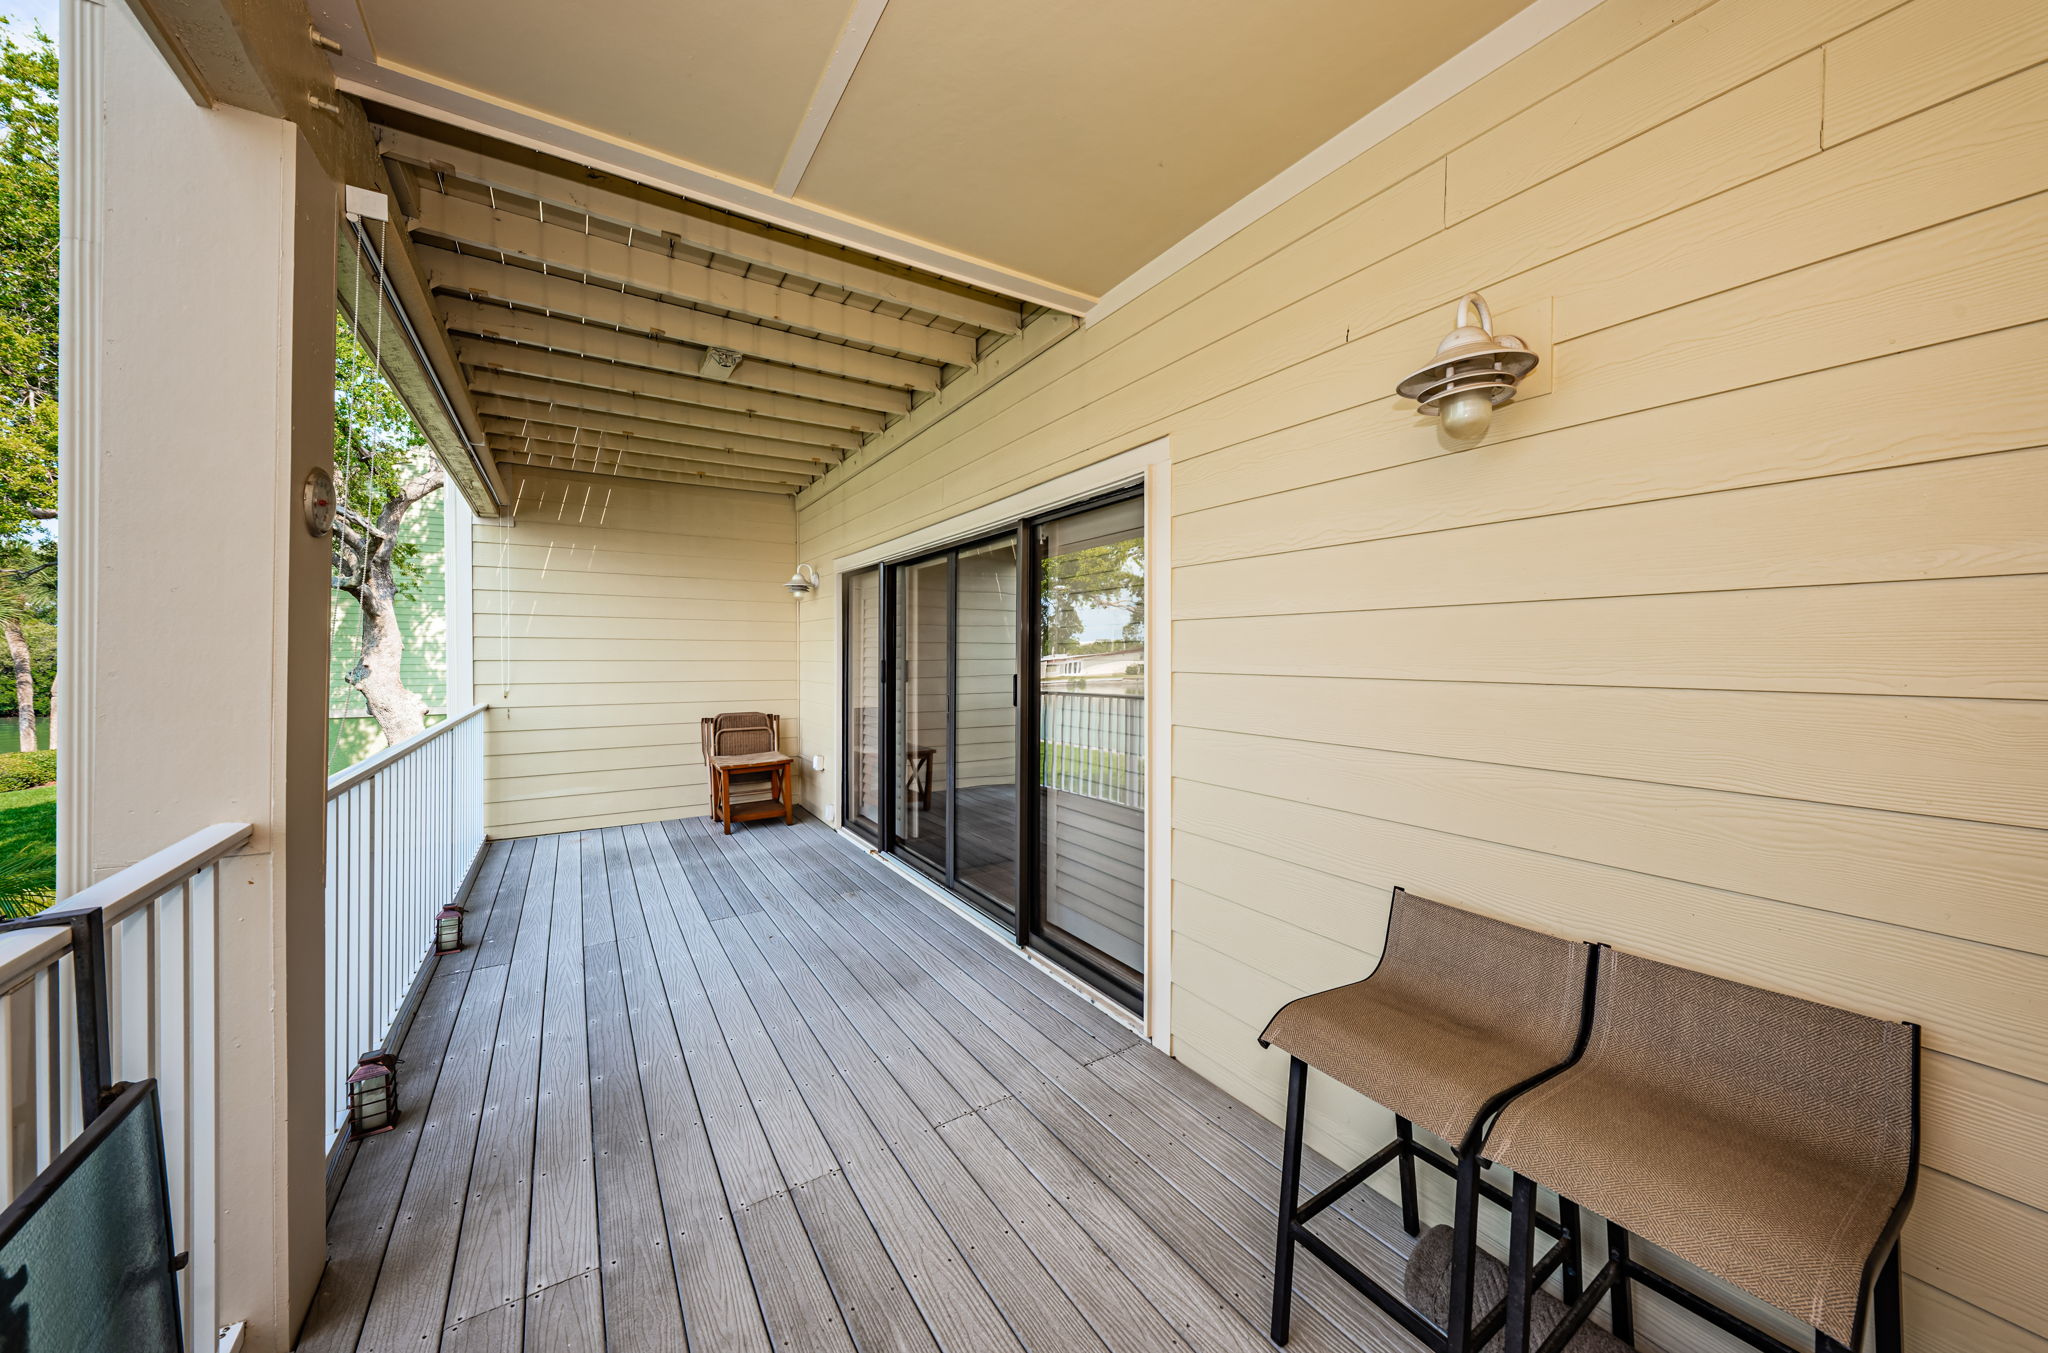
[906,744,935,811]
[709,751,795,834]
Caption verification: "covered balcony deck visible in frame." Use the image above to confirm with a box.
[297,815,1423,1353]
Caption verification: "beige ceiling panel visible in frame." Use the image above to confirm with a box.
[355,0,859,185]
[795,0,1530,296]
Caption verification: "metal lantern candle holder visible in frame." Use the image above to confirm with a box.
[435,902,466,955]
[347,1051,400,1139]
[1394,292,1539,442]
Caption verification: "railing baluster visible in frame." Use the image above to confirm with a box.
[153,878,190,1310]
[0,823,246,1351]
[1039,690,1144,809]
[0,992,15,1201]
[321,704,489,1159]
[188,859,220,1347]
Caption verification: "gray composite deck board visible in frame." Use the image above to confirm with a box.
[448,836,557,1325]
[584,929,688,1349]
[297,814,1427,1353]
[579,828,616,947]
[523,835,599,1315]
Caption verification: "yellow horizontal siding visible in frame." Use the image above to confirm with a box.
[786,1,2048,1347]
[473,466,798,836]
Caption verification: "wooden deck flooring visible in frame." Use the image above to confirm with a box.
[296,814,1428,1353]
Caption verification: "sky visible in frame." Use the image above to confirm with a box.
[0,0,58,39]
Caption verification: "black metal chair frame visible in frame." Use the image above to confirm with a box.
[1492,1026,1919,1353]
[0,907,116,1125]
[1268,947,1600,1353]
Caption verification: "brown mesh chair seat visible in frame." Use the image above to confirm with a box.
[1483,949,1918,1353]
[1263,943,1589,1149]
[1260,889,1595,1353]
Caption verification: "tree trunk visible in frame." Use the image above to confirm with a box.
[4,617,35,753]
[345,564,427,748]
[338,468,443,750]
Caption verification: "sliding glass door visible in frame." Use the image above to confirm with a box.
[841,487,1145,1011]
[844,568,884,838]
[1032,497,1146,1003]
[952,536,1022,910]
[894,553,953,879]
[882,534,1023,921]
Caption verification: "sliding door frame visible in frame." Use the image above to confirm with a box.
[1018,485,1145,1012]
[879,530,1021,925]
[1013,519,1039,953]
[840,564,887,849]
[842,484,1146,1012]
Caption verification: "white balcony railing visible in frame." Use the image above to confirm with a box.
[324,703,488,1155]
[1040,689,1146,808]
[0,705,486,1348]
[0,819,253,1351]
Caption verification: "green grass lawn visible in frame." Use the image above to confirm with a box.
[0,783,56,914]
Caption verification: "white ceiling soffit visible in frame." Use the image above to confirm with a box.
[1084,0,1606,324]
[307,0,1093,314]
[307,0,1573,319]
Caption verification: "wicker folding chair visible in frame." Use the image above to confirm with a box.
[1259,889,1597,1352]
[700,712,791,830]
[1483,949,1918,1353]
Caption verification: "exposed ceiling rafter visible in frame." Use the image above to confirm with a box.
[467,370,860,453]
[475,398,842,470]
[352,99,1034,493]
[494,447,804,496]
[438,301,912,415]
[423,248,943,391]
[411,188,978,365]
[453,339,886,434]
[486,434,815,489]
[371,123,1025,334]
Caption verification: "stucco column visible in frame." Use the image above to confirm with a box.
[59,1,335,1345]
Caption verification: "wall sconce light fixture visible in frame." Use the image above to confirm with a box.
[785,564,820,597]
[1395,292,1539,442]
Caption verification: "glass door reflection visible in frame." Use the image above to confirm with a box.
[950,536,1020,912]
[847,489,1145,1013]
[843,568,884,840]
[1034,497,1145,1002]
[893,554,950,876]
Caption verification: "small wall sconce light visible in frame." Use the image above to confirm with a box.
[785,564,820,597]
[434,902,467,955]
[1395,292,1539,442]
[346,1051,400,1139]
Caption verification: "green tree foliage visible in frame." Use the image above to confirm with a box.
[332,312,435,597]
[1040,538,1145,653]
[0,22,55,542]
[332,311,443,746]
[0,24,54,911]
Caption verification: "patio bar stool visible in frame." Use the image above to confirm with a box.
[1259,888,1597,1352]
[1483,948,1918,1353]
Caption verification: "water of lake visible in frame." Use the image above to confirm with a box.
[0,719,52,755]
